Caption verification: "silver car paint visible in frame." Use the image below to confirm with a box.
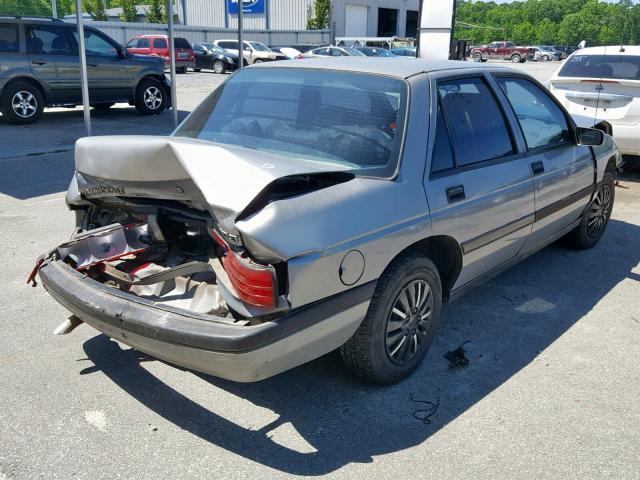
[66,59,620,314]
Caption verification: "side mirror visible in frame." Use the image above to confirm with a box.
[576,127,604,146]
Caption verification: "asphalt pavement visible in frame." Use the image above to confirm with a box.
[0,63,638,480]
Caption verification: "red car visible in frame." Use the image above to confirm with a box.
[470,41,529,63]
[125,34,195,73]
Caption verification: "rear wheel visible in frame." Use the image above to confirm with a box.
[212,59,225,74]
[340,253,442,384]
[511,53,521,63]
[566,170,615,249]
[1,81,44,125]
[134,78,166,115]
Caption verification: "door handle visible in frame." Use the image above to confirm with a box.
[446,185,466,203]
[531,161,545,175]
[31,59,46,65]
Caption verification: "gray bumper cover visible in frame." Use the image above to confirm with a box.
[39,261,373,382]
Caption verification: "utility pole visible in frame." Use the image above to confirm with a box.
[51,0,58,19]
[75,0,91,135]
[238,0,243,69]
[168,0,178,128]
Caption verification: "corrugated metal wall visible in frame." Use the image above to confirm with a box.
[88,21,330,46]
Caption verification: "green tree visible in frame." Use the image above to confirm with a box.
[307,0,331,30]
[117,0,137,22]
[84,0,108,20]
[146,0,167,24]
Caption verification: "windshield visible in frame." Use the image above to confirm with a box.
[559,54,640,80]
[175,68,408,178]
[248,41,271,52]
[343,47,366,56]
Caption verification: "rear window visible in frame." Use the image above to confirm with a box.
[174,37,191,49]
[559,54,640,81]
[175,68,408,178]
[0,24,18,52]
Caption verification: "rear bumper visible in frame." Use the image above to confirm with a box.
[39,260,372,382]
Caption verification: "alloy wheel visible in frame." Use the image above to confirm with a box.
[143,86,162,110]
[213,61,224,74]
[385,279,433,365]
[587,184,612,238]
[11,91,37,118]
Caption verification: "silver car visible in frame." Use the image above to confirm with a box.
[35,58,621,384]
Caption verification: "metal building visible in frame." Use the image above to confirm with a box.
[178,0,420,37]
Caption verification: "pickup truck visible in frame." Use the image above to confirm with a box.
[471,42,530,63]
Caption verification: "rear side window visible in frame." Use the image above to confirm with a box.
[0,24,18,53]
[174,37,191,49]
[497,77,570,150]
[430,104,455,173]
[559,54,640,81]
[218,41,237,49]
[153,38,167,49]
[438,77,514,167]
[26,25,73,55]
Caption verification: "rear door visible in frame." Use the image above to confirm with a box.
[26,23,80,103]
[424,74,535,289]
[495,75,594,250]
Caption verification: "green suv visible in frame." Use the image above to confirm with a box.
[0,17,170,124]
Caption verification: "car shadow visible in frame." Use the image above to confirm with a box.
[81,218,640,475]
[0,109,190,200]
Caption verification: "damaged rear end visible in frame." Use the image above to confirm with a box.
[35,135,369,382]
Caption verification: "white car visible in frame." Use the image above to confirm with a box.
[303,46,366,58]
[549,46,640,160]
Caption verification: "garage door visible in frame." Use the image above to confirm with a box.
[345,5,368,37]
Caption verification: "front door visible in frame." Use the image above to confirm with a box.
[493,75,595,250]
[424,74,535,289]
[26,24,80,103]
[72,29,132,102]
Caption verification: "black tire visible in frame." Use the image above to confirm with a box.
[176,66,187,74]
[511,53,521,63]
[253,59,264,64]
[340,253,442,384]
[193,68,202,72]
[0,80,44,125]
[91,103,114,110]
[212,59,225,74]
[473,52,482,62]
[134,78,166,116]
[542,54,550,62]
[566,169,615,249]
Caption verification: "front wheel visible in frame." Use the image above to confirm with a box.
[340,253,442,384]
[134,78,166,115]
[473,52,482,62]
[566,170,615,249]
[212,59,225,74]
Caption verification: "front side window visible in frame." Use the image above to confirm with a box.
[0,24,19,52]
[437,77,514,167]
[153,38,167,49]
[27,25,73,55]
[137,38,150,48]
[125,38,138,48]
[175,68,408,178]
[497,77,570,149]
[73,30,118,58]
[248,41,270,52]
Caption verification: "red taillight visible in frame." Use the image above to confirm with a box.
[211,229,276,307]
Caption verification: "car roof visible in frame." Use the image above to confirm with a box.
[253,57,516,79]
[573,46,640,56]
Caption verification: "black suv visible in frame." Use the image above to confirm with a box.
[0,17,170,124]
